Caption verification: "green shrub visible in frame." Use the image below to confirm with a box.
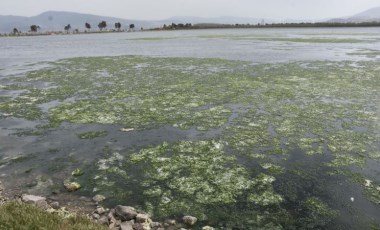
[0,201,106,230]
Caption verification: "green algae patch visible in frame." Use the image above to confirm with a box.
[256,37,370,43]
[348,49,380,58]
[89,140,286,227]
[197,34,370,43]
[77,131,108,139]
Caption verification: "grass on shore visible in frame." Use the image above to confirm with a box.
[0,201,106,230]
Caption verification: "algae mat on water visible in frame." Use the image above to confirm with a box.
[0,56,379,229]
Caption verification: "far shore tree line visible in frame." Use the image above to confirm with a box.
[4,20,380,36]
[7,21,137,35]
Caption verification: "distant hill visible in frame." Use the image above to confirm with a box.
[0,11,158,33]
[328,6,380,23]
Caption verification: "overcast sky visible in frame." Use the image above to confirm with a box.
[1,0,379,20]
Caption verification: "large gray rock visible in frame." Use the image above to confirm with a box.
[115,205,138,221]
[21,194,48,208]
[182,215,197,226]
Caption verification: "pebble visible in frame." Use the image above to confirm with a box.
[182,215,197,226]
[92,194,106,203]
[50,201,60,209]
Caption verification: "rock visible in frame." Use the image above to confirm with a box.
[92,213,100,219]
[21,194,48,208]
[150,222,162,229]
[120,221,134,230]
[108,209,116,221]
[202,226,214,230]
[141,222,151,230]
[165,219,176,225]
[115,205,138,221]
[98,215,109,226]
[92,194,106,203]
[109,219,122,229]
[63,181,80,192]
[95,207,106,215]
[136,213,150,223]
[50,201,60,209]
[132,223,145,230]
[182,215,197,226]
[71,168,84,177]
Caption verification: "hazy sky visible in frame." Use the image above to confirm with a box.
[1,0,379,20]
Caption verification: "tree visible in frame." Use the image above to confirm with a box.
[98,21,107,31]
[115,22,121,31]
[13,28,19,34]
[30,25,40,32]
[85,22,91,31]
[64,24,71,33]
[129,24,135,31]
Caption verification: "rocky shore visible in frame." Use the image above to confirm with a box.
[0,180,214,230]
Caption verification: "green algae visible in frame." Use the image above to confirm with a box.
[197,34,370,43]
[0,55,379,228]
[348,49,380,58]
[256,37,370,43]
[126,37,176,41]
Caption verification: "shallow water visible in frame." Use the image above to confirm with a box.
[0,28,380,229]
[1,27,380,76]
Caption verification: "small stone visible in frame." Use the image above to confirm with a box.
[92,194,106,203]
[136,213,150,223]
[96,207,106,215]
[92,213,100,219]
[202,226,214,230]
[365,179,372,187]
[141,222,151,230]
[121,221,134,230]
[165,219,176,225]
[98,215,109,226]
[21,194,48,208]
[109,219,122,229]
[71,168,84,177]
[350,197,355,202]
[108,209,116,220]
[50,201,60,209]
[63,181,80,192]
[133,223,145,230]
[182,215,197,226]
[115,205,138,221]
[150,222,162,229]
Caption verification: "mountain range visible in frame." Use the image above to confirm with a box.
[328,6,380,23]
[0,7,379,33]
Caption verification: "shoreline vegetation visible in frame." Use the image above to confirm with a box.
[1,21,380,37]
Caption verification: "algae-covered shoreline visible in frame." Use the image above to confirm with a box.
[0,55,379,229]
